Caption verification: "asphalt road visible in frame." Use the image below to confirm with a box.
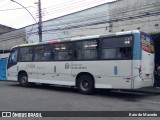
[0,81,160,120]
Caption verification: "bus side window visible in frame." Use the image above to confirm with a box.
[52,43,72,61]
[34,45,51,61]
[101,37,117,59]
[19,47,33,62]
[74,40,98,60]
[116,36,132,59]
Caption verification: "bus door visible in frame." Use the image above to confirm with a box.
[7,48,18,81]
[53,62,73,86]
[51,42,74,86]
[101,36,133,89]
[141,34,154,82]
[115,48,132,89]
[33,45,53,83]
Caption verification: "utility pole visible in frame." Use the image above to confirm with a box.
[11,0,42,42]
[38,0,42,42]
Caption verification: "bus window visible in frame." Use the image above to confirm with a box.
[74,40,98,60]
[116,36,132,59]
[7,48,18,69]
[101,37,116,59]
[102,48,116,59]
[52,43,72,61]
[101,36,132,60]
[34,45,51,61]
[117,36,132,47]
[117,47,132,58]
[9,49,18,63]
[102,37,116,48]
[19,47,33,62]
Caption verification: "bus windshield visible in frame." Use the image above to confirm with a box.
[141,34,154,53]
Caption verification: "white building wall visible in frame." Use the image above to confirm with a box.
[26,3,110,43]
[25,0,160,43]
[109,0,160,34]
[0,28,25,50]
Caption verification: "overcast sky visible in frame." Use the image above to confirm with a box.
[0,0,115,29]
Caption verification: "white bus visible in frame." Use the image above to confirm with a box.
[7,30,154,94]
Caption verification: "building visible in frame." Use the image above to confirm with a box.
[0,28,26,58]
[0,24,15,35]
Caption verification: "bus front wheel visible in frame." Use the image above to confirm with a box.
[19,73,29,87]
[77,75,94,95]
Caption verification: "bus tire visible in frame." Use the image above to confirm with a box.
[77,75,94,95]
[19,73,29,87]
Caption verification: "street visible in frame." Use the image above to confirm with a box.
[0,81,160,120]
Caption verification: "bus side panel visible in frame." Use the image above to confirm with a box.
[132,59,154,89]
[72,61,132,89]
[132,60,143,89]
[7,64,18,81]
[141,50,154,87]
[31,62,74,86]
[18,62,37,82]
[53,61,74,86]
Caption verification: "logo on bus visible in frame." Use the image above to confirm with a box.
[141,35,154,53]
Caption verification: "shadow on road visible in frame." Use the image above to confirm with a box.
[8,81,157,102]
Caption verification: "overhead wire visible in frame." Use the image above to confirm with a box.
[1,0,158,28]
[1,0,160,42]
[0,6,36,11]
[1,0,108,28]
[38,0,160,31]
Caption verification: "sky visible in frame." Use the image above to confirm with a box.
[0,0,115,29]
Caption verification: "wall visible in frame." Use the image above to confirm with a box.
[26,3,110,43]
[109,0,160,34]
[25,0,160,43]
[0,24,15,35]
[0,28,26,51]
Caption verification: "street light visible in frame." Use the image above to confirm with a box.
[10,0,42,42]
[10,0,37,23]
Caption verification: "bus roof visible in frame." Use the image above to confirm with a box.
[12,30,141,49]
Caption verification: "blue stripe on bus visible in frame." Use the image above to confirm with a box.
[133,33,142,60]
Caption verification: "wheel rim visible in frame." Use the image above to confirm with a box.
[21,76,27,85]
[80,80,90,91]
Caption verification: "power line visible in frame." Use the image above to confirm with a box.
[30,11,160,35]
[38,0,160,30]
[0,2,12,8]
[1,0,109,28]
[0,6,36,11]
[46,0,106,11]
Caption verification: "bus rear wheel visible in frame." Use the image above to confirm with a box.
[77,75,94,95]
[19,73,29,87]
